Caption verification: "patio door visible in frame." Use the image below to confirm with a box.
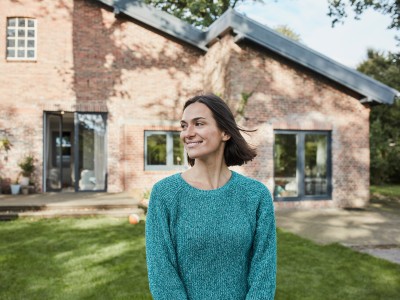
[75,113,107,191]
[44,112,107,192]
[273,130,332,201]
[44,113,64,191]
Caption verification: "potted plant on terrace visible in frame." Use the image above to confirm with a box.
[10,173,21,195]
[18,154,35,186]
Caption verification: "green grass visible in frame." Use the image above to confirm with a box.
[276,229,400,300]
[370,184,400,198]
[0,217,151,300]
[370,185,400,214]
[1,218,400,299]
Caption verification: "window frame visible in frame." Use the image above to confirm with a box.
[6,17,37,61]
[144,131,186,171]
[273,130,332,201]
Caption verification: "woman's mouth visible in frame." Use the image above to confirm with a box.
[186,141,202,148]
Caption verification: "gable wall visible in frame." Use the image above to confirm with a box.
[0,0,204,192]
[212,36,370,208]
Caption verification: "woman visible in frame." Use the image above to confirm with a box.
[145,94,276,300]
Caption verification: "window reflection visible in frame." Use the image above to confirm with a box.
[305,135,328,195]
[274,134,298,197]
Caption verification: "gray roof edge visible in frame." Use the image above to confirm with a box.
[94,1,398,104]
[229,10,399,104]
[203,8,234,45]
[95,0,207,50]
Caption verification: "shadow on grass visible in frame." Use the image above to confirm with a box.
[0,217,151,299]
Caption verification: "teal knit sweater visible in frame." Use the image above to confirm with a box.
[145,171,277,300]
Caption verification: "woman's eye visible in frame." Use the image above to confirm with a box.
[180,124,187,130]
[195,122,203,126]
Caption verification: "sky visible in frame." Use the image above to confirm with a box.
[236,0,398,68]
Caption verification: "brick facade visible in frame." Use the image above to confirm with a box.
[0,0,371,208]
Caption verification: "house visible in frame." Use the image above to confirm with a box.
[0,0,398,208]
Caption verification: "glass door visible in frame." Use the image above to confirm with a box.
[44,113,62,191]
[44,112,107,192]
[274,134,298,197]
[75,113,107,191]
[304,134,328,196]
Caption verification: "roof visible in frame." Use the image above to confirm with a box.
[96,0,399,105]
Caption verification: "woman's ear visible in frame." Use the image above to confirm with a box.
[222,132,231,142]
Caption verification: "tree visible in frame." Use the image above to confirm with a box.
[328,0,400,31]
[144,0,259,28]
[357,49,400,184]
[274,25,301,42]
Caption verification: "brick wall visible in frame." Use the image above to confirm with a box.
[0,0,203,193]
[214,37,370,208]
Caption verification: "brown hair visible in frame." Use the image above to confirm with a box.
[183,93,257,167]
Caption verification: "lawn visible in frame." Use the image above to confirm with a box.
[370,184,400,214]
[1,217,399,299]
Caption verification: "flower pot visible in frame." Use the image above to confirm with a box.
[19,176,30,186]
[21,186,29,195]
[11,184,21,195]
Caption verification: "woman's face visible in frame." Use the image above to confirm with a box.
[180,102,230,163]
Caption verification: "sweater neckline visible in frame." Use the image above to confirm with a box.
[178,170,237,193]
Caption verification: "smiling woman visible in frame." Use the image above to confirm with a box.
[145,94,277,300]
[181,94,257,168]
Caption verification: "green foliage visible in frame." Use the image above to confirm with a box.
[236,91,253,118]
[18,154,35,177]
[1,218,399,299]
[328,0,400,31]
[147,134,167,165]
[274,24,301,42]
[0,137,12,152]
[357,49,400,184]
[142,188,151,199]
[144,0,260,28]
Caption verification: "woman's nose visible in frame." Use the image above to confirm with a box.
[183,125,195,138]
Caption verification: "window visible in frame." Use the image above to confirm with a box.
[274,130,332,201]
[6,17,37,60]
[145,131,185,170]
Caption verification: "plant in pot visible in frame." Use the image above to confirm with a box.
[10,173,21,195]
[18,154,35,187]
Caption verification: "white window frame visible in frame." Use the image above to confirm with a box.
[144,131,186,171]
[6,17,37,61]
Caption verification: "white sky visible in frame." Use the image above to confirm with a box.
[236,0,398,68]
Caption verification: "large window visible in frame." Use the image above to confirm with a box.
[145,131,185,170]
[274,131,331,201]
[6,17,37,60]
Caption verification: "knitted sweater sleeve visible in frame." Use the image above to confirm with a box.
[246,188,277,300]
[145,183,188,300]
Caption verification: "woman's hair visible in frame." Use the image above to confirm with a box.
[183,93,257,167]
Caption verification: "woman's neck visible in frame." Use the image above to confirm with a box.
[183,160,231,190]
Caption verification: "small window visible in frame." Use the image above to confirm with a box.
[145,131,186,170]
[6,17,37,61]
